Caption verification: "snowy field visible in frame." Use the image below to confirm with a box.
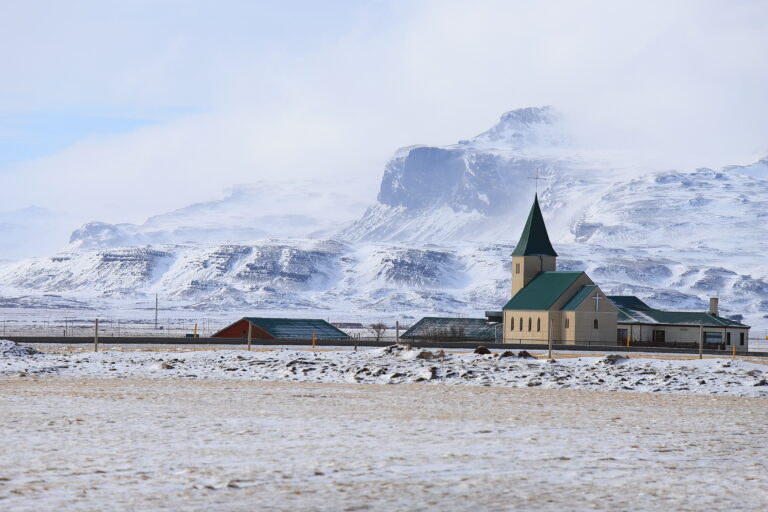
[2,340,767,397]
[1,377,767,511]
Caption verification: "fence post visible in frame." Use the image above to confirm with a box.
[94,318,99,353]
[396,321,400,343]
[312,332,316,349]
[699,324,703,359]
[247,322,252,351]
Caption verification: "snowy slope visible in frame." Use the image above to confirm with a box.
[69,181,369,249]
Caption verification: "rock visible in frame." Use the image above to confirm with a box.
[498,351,516,358]
[160,362,175,369]
[414,367,437,381]
[0,340,40,358]
[415,350,435,360]
[602,354,629,365]
[754,379,768,387]
[474,346,491,355]
[527,379,542,387]
[381,344,405,354]
[517,350,535,359]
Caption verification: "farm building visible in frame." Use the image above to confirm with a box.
[609,296,750,350]
[212,317,350,340]
[400,317,501,342]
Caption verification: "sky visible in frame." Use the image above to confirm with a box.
[1,0,767,259]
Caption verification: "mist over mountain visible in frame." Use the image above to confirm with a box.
[1,107,767,330]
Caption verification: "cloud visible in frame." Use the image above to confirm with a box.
[0,0,767,258]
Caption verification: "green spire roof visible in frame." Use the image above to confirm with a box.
[512,194,558,257]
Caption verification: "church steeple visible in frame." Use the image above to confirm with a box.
[511,194,558,296]
[512,194,557,257]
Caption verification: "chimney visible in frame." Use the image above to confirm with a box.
[709,297,719,316]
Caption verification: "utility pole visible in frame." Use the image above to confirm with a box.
[154,294,158,331]
[699,324,703,359]
[247,322,252,352]
[548,318,553,360]
[94,318,99,352]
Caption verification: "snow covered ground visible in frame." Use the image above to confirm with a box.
[3,341,767,397]
[1,377,767,511]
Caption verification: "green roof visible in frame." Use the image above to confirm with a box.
[502,271,584,310]
[607,296,750,328]
[561,285,598,311]
[512,195,558,257]
[245,317,350,339]
[607,295,652,311]
[401,317,496,340]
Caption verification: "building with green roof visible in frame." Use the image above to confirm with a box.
[500,194,750,350]
[503,195,618,344]
[213,317,350,340]
[609,296,750,349]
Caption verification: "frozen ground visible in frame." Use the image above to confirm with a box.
[2,340,767,397]
[1,378,767,511]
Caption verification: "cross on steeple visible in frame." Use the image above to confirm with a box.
[529,167,545,194]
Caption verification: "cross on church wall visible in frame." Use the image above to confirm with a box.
[593,294,602,312]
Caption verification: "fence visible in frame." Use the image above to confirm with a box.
[8,335,768,357]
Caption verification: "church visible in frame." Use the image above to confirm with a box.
[501,195,750,349]
[403,194,751,349]
[502,195,618,344]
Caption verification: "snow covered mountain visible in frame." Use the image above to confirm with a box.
[69,181,369,249]
[1,107,767,331]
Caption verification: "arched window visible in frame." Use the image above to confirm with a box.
[565,318,570,328]
[519,318,523,331]
[537,318,541,331]
[593,319,599,329]
[528,318,532,331]
[510,316,514,331]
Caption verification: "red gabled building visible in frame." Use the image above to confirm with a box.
[213,317,350,340]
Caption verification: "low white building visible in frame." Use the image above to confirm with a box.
[609,296,750,352]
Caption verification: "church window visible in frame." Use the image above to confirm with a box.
[536,318,541,331]
[519,318,523,331]
[740,332,745,345]
[515,263,520,274]
[510,317,514,331]
[593,319,599,329]
[565,318,570,329]
[528,318,532,331]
